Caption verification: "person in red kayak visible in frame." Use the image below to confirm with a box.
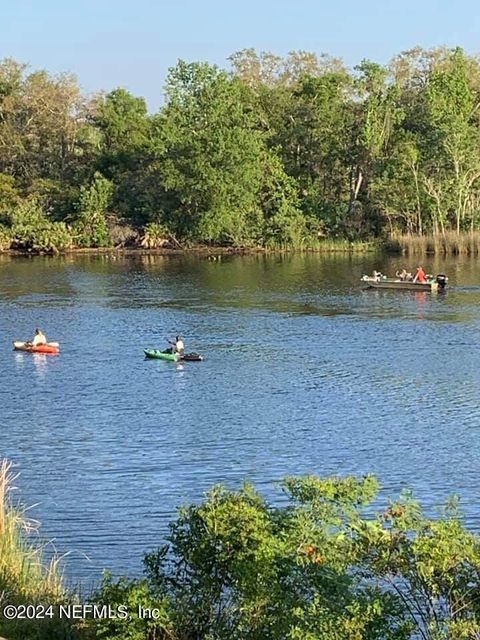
[31,328,47,346]
[413,266,427,284]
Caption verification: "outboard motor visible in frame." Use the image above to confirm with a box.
[436,274,448,289]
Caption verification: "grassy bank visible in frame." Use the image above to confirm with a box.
[0,238,381,257]
[297,238,380,252]
[0,460,63,600]
[0,460,81,640]
[386,231,480,255]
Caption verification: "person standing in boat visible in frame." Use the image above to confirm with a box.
[31,328,47,346]
[168,335,185,355]
[413,265,427,284]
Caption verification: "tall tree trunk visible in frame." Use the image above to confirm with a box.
[411,162,422,235]
[348,168,363,215]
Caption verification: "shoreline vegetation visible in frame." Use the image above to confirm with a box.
[0,239,381,257]
[2,46,480,257]
[3,460,480,639]
[5,231,480,257]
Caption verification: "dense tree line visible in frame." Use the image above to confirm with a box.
[1,47,480,251]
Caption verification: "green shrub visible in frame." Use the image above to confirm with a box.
[11,222,73,253]
[140,222,170,248]
[97,477,409,640]
[72,173,112,247]
[95,476,480,640]
[92,573,172,640]
[29,222,72,253]
[5,196,46,228]
[264,205,308,248]
[0,173,20,215]
[6,465,480,640]
[6,198,73,253]
[0,224,12,250]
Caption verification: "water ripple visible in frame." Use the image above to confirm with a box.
[1,253,480,583]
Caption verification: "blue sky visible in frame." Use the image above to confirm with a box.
[2,0,479,110]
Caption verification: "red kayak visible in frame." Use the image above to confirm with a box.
[13,341,60,355]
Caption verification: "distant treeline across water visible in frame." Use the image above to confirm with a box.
[1,46,480,253]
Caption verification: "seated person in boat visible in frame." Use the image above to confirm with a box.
[372,270,382,281]
[413,265,427,284]
[395,269,413,281]
[167,335,185,355]
[31,328,47,346]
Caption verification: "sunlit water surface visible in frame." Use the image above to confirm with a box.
[1,252,479,583]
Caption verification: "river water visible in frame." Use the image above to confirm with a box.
[0,252,479,583]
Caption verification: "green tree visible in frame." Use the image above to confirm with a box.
[72,172,112,247]
[94,88,150,154]
[92,88,156,224]
[156,61,268,245]
[0,58,97,221]
[346,60,404,237]
[277,72,353,235]
[423,48,480,233]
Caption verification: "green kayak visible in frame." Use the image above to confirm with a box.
[144,349,204,362]
[144,349,179,361]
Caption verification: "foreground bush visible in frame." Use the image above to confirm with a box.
[95,476,480,640]
[4,466,480,639]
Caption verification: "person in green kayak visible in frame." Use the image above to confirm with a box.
[31,328,47,346]
[167,335,185,355]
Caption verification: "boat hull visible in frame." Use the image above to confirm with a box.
[144,349,178,361]
[144,350,203,361]
[361,273,448,293]
[14,341,60,354]
[362,278,441,292]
